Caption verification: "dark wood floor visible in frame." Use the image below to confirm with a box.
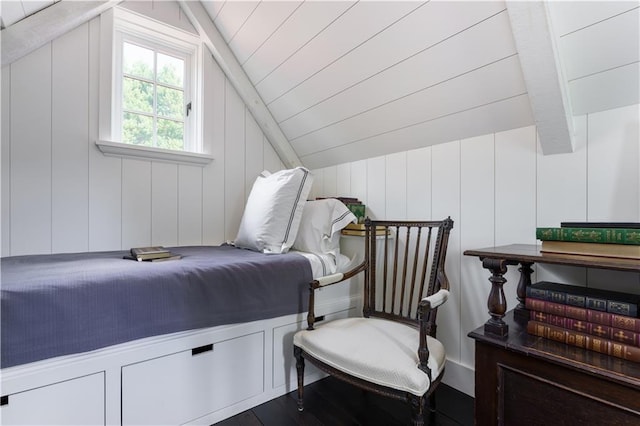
[215,376,474,426]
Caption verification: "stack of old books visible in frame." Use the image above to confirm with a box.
[341,222,390,237]
[526,281,640,362]
[127,246,181,262]
[536,222,640,260]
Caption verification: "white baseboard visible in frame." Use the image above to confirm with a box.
[441,358,474,397]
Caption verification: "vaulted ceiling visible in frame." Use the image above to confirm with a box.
[2,1,639,169]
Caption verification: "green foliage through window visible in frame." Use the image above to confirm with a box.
[122,42,185,150]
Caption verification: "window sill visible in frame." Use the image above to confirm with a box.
[96,140,213,166]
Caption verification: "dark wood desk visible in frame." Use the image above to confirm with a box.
[470,311,640,425]
[465,245,640,425]
[464,244,640,338]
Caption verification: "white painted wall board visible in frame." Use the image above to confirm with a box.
[201,47,225,246]
[336,163,351,198]
[123,0,197,34]
[10,44,52,255]
[560,8,639,81]
[224,80,246,241]
[385,152,407,220]
[244,110,264,200]
[308,168,323,201]
[2,66,11,256]
[406,147,431,221]
[121,159,152,249]
[535,115,588,285]
[431,141,461,362]
[320,166,336,197]
[242,1,355,84]
[366,156,386,219]
[89,17,122,251]
[151,162,178,246]
[495,126,538,309]
[350,160,367,208]
[178,165,203,246]
[277,8,516,134]
[229,1,301,65]
[570,62,640,115]
[291,55,526,156]
[51,24,89,254]
[213,1,259,43]
[263,138,283,173]
[256,1,420,104]
[459,134,495,366]
[587,103,640,221]
[548,0,638,37]
[300,93,534,170]
[536,116,587,227]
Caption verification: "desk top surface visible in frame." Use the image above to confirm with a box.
[464,244,640,272]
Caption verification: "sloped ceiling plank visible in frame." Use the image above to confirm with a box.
[1,0,121,67]
[292,55,526,157]
[213,0,259,43]
[301,94,533,169]
[280,9,516,141]
[506,1,574,155]
[269,1,507,124]
[1,0,28,28]
[570,62,640,115]
[241,1,355,84]
[548,1,638,36]
[255,1,422,105]
[178,0,302,168]
[561,8,639,81]
[228,1,302,65]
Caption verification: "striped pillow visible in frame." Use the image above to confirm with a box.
[234,167,313,254]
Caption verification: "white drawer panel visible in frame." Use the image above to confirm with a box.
[122,331,264,425]
[0,372,104,425]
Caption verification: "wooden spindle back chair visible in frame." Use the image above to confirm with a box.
[294,217,454,426]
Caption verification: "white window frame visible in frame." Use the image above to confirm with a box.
[97,7,212,165]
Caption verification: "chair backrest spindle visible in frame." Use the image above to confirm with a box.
[363,218,453,332]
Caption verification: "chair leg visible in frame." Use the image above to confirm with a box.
[409,394,426,426]
[294,346,305,411]
[428,391,437,413]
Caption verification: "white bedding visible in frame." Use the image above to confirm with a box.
[294,250,359,279]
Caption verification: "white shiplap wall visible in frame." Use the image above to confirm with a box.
[309,103,640,395]
[0,7,284,257]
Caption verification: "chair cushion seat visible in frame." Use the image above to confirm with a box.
[293,317,446,396]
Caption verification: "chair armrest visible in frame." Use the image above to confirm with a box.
[420,288,449,310]
[417,288,450,379]
[306,260,367,330]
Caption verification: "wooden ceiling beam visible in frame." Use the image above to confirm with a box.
[506,1,575,154]
[178,0,303,168]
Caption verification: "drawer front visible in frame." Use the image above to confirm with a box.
[0,372,104,425]
[273,309,353,389]
[122,331,264,425]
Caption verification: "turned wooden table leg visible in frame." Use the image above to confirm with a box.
[482,258,511,338]
[514,262,534,322]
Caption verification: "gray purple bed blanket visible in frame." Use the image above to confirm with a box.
[1,245,312,368]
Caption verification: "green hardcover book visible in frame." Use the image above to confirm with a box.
[346,203,366,224]
[536,227,640,246]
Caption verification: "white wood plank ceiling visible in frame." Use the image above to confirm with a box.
[205,0,639,169]
[1,0,638,169]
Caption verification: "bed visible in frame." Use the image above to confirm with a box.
[0,168,361,424]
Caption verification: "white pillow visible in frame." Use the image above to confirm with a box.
[234,167,313,254]
[293,198,356,258]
